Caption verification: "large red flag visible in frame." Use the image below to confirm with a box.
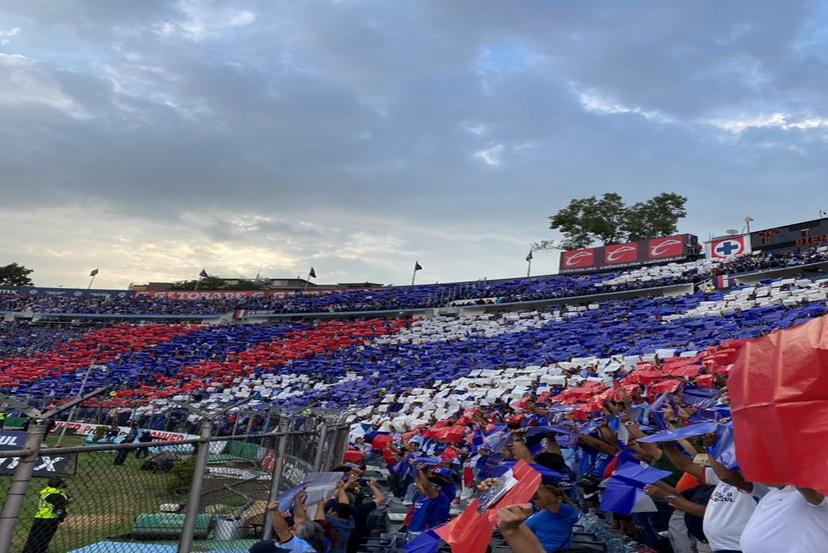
[729,314,828,492]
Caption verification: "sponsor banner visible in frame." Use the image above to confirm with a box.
[0,430,73,477]
[604,243,638,265]
[281,455,316,487]
[750,217,828,253]
[52,421,191,442]
[139,290,267,300]
[137,289,336,301]
[709,234,751,259]
[559,234,697,274]
[0,287,133,299]
[52,422,227,455]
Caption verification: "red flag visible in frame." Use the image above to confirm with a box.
[435,461,541,553]
[434,499,492,553]
[730,314,828,492]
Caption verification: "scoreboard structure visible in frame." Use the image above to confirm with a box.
[750,218,828,253]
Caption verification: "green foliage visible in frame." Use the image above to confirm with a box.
[165,456,196,494]
[549,193,687,248]
[170,276,226,290]
[170,276,265,291]
[223,279,264,290]
[0,263,34,287]
[623,192,688,241]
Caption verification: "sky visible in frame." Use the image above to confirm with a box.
[1,0,828,289]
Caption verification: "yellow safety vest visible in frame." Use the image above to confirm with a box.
[35,487,68,519]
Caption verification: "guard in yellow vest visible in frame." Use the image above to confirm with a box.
[21,478,72,553]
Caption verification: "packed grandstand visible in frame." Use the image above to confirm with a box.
[1,240,828,553]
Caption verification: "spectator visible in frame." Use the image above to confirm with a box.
[346,479,387,553]
[497,503,547,553]
[253,499,324,553]
[657,439,767,553]
[524,483,580,553]
[739,487,828,553]
[406,465,451,539]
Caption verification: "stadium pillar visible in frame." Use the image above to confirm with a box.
[312,421,328,472]
[178,418,212,553]
[262,415,290,541]
[0,419,49,553]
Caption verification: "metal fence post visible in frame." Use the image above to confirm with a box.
[0,419,49,553]
[178,418,212,553]
[312,421,328,472]
[262,415,290,541]
[322,427,338,471]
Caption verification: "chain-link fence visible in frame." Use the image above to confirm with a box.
[0,409,349,553]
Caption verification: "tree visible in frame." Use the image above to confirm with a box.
[0,263,34,287]
[170,276,226,290]
[169,276,267,291]
[623,193,688,241]
[224,279,266,291]
[549,193,687,249]
[549,193,628,249]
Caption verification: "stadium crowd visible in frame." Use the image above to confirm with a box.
[325,336,828,553]
[0,251,827,553]
[0,247,826,317]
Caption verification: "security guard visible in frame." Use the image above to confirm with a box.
[21,477,72,553]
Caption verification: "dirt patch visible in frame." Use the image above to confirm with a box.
[61,513,129,530]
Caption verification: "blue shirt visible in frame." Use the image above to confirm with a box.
[525,504,580,552]
[326,515,355,553]
[440,482,457,502]
[409,493,450,532]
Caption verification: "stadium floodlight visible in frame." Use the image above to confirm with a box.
[725,229,739,236]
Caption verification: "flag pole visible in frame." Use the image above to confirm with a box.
[526,257,532,278]
[411,264,417,286]
[304,271,310,290]
[194,275,202,291]
[87,274,96,290]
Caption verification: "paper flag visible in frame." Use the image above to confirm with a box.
[636,421,719,443]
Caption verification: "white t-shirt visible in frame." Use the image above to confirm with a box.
[702,468,766,552]
[740,486,828,553]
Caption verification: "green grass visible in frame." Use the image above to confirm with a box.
[0,436,269,552]
[0,442,177,552]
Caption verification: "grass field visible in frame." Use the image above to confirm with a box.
[1,435,178,552]
[0,434,274,552]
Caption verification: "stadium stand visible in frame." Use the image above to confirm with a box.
[1,246,826,317]
[1,249,828,553]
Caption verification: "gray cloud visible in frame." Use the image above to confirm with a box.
[0,1,827,287]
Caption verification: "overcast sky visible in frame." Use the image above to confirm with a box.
[1,1,827,288]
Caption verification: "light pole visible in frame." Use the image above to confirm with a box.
[744,216,754,234]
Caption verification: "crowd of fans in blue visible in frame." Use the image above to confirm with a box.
[0,248,826,317]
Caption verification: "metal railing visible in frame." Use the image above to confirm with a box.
[0,401,350,553]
